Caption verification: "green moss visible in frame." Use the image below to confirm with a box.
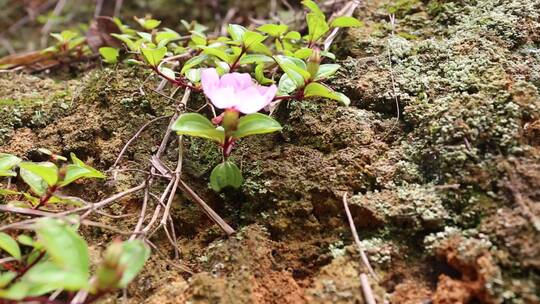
[183,137,222,178]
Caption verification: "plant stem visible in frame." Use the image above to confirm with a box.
[151,66,200,92]
[229,46,246,71]
[12,250,45,282]
[34,185,59,210]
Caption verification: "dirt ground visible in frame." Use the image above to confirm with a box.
[1,0,539,303]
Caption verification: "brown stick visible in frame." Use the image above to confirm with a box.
[0,183,145,231]
[360,273,376,304]
[179,180,235,235]
[342,193,378,280]
[111,115,170,169]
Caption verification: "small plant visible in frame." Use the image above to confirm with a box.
[172,68,282,191]
[0,151,105,209]
[111,0,359,105]
[0,218,150,302]
[90,0,361,191]
[42,30,89,59]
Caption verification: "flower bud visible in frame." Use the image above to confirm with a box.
[222,109,240,134]
[104,240,123,268]
[307,48,321,78]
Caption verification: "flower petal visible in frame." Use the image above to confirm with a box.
[220,72,253,91]
[259,84,278,102]
[201,68,220,94]
[235,87,273,114]
[207,86,237,109]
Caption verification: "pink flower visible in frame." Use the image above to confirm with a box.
[201,68,277,114]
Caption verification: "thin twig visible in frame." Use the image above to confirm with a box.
[342,193,378,280]
[382,14,401,139]
[360,273,377,304]
[0,205,55,217]
[129,186,149,240]
[0,183,145,231]
[179,180,235,235]
[112,115,170,169]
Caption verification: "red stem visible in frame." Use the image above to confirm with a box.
[229,46,246,72]
[12,251,46,282]
[151,66,201,92]
[34,185,58,210]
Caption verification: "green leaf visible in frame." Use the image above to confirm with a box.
[0,272,16,288]
[202,47,233,63]
[18,162,58,187]
[294,48,313,59]
[185,68,201,83]
[228,24,247,41]
[0,188,20,196]
[110,33,138,51]
[0,232,21,260]
[257,24,288,37]
[190,32,207,46]
[306,13,329,43]
[0,153,21,177]
[0,170,16,177]
[181,54,209,74]
[0,154,21,170]
[330,16,363,28]
[136,18,161,30]
[238,54,274,65]
[137,32,153,44]
[255,64,274,85]
[210,161,243,192]
[156,31,180,43]
[60,153,105,187]
[99,47,119,64]
[51,30,77,43]
[247,42,272,56]
[159,66,176,80]
[16,235,35,247]
[35,218,90,277]
[303,82,351,106]
[0,281,29,300]
[24,261,89,291]
[284,31,301,40]
[61,30,78,41]
[302,0,324,15]
[242,31,266,47]
[232,113,282,139]
[67,37,85,50]
[141,47,167,66]
[321,50,336,60]
[278,74,297,94]
[314,64,340,80]
[171,113,225,144]
[118,240,151,288]
[275,55,310,86]
[61,166,97,187]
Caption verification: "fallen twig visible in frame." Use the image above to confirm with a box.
[179,180,235,235]
[360,273,376,304]
[342,193,378,280]
[0,183,146,231]
[111,115,170,169]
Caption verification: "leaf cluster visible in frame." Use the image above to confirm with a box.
[0,218,150,301]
